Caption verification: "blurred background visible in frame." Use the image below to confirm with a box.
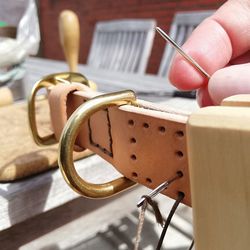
[38,0,225,74]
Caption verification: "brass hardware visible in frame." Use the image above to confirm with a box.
[28,72,90,146]
[58,90,137,198]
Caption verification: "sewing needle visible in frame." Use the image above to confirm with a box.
[137,172,183,208]
[156,27,210,79]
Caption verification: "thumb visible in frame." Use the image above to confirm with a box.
[208,63,250,105]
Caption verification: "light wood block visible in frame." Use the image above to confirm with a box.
[222,94,250,107]
[188,102,250,250]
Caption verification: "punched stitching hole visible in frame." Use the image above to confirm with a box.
[143,122,149,128]
[146,178,152,184]
[178,191,185,198]
[158,126,166,133]
[131,154,137,160]
[132,172,138,178]
[130,138,136,144]
[175,130,184,137]
[175,150,184,158]
[176,171,184,178]
[128,119,134,126]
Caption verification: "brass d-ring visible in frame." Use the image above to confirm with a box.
[58,90,137,198]
[28,72,90,146]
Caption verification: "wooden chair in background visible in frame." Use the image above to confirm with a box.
[87,19,156,74]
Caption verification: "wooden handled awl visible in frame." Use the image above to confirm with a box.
[59,10,80,72]
[58,10,97,90]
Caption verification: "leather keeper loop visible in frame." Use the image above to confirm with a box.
[48,83,86,152]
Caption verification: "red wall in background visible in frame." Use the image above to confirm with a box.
[39,0,226,74]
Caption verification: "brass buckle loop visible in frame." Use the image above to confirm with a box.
[58,90,137,198]
[28,72,90,146]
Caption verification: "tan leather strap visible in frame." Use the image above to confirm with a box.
[48,84,191,206]
[48,83,84,141]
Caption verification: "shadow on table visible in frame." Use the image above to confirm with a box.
[0,191,135,249]
[70,210,191,250]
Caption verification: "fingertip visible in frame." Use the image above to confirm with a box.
[208,64,250,105]
[207,69,226,105]
[197,87,215,107]
[168,17,232,91]
[169,54,207,90]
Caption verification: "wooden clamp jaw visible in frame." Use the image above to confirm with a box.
[187,94,250,250]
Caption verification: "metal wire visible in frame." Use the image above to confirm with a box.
[137,171,183,208]
[188,239,195,250]
[156,192,185,250]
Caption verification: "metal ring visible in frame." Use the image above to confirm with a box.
[58,90,137,198]
[28,72,90,146]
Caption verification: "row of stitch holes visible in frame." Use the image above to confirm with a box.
[132,172,152,184]
[128,119,166,133]
[129,120,185,138]
[128,120,185,182]
[175,130,184,158]
[129,120,158,185]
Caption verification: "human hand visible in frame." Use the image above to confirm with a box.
[169,0,250,106]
